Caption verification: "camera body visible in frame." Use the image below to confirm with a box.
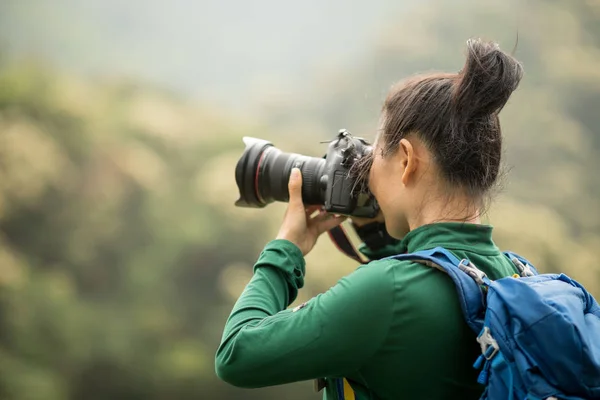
[319,129,378,217]
[234,129,379,218]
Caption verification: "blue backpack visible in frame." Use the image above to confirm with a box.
[389,247,600,400]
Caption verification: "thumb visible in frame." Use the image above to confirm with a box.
[288,168,304,209]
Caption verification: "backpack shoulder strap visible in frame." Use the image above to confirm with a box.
[388,247,486,333]
[502,251,540,276]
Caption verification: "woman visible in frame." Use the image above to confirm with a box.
[215,39,524,399]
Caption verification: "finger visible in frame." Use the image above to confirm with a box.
[309,210,332,222]
[316,215,347,234]
[309,211,344,227]
[288,168,304,210]
[305,205,323,217]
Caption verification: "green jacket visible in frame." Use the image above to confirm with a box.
[215,222,519,399]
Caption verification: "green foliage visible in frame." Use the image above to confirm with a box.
[0,1,598,399]
[0,62,318,399]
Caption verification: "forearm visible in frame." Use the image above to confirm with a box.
[218,239,304,341]
[220,266,290,343]
[215,241,392,388]
[216,240,306,386]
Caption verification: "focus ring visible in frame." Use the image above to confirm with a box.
[301,163,317,204]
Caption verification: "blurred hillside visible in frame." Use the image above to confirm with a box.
[0,59,358,399]
[0,0,599,399]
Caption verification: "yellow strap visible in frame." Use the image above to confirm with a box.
[342,378,355,400]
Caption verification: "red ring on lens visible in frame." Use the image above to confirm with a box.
[254,150,268,204]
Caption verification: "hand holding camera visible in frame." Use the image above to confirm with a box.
[276,168,347,255]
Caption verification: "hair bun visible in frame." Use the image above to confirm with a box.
[453,38,523,119]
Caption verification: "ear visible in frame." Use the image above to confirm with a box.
[398,138,417,186]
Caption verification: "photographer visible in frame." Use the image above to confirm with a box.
[216,39,523,399]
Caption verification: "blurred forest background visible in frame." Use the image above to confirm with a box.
[0,0,599,399]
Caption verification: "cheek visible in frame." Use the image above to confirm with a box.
[370,158,408,238]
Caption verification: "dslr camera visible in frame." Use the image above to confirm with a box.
[234,129,379,218]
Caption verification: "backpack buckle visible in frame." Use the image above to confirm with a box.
[458,259,488,285]
[477,326,499,360]
[510,257,535,277]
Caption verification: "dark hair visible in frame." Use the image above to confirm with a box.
[380,38,524,200]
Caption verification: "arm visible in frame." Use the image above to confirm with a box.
[215,239,393,388]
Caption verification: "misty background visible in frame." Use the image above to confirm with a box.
[0,0,421,110]
[0,0,598,399]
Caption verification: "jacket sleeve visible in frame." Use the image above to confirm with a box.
[215,239,393,388]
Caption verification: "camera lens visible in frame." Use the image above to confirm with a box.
[235,137,326,208]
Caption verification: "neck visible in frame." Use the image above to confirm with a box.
[408,193,482,231]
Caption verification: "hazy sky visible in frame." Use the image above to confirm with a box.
[0,0,417,110]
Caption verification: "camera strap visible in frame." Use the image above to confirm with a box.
[327,225,366,264]
[329,222,399,264]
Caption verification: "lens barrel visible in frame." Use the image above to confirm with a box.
[235,137,326,208]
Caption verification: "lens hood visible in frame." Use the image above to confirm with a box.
[234,137,273,208]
